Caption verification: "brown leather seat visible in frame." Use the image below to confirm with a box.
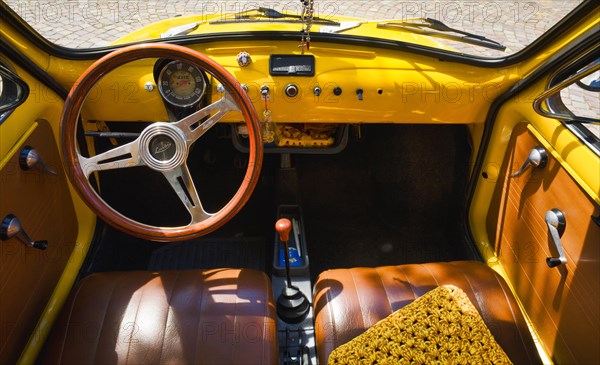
[43,269,278,365]
[313,261,542,364]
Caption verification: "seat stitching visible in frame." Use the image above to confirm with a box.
[323,271,338,353]
[125,272,152,364]
[90,274,124,364]
[374,267,393,313]
[192,271,206,362]
[349,269,368,328]
[422,264,440,286]
[56,276,90,363]
[455,263,535,364]
[453,262,485,314]
[396,265,417,302]
[231,270,240,365]
[262,273,269,364]
[490,270,536,364]
[157,271,181,364]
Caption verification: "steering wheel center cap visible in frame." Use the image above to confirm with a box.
[149,135,177,161]
[139,123,187,171]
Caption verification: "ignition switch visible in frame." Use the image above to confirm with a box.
[356,88,364,101]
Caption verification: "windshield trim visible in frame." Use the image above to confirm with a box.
[0,0,596,67]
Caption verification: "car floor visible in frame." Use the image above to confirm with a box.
[295,124,480,280]
[81,124,480,280]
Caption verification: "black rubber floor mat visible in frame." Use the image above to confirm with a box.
[296,125,480,281]
[148,237,267,271]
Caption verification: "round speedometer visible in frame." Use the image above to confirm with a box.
[158,60,207,107]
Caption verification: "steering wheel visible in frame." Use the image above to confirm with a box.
[61,44,263,242]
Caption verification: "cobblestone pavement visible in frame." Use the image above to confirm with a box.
[3,0,598,134]
[4,0,584,53]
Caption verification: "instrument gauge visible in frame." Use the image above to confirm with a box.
[158,60,207,108]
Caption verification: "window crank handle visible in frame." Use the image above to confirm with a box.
[0,215,48,250]
[545,209,567,268]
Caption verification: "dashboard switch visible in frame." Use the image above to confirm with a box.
[333,87,342,96]
[285,84,299,98]
[261,85,270,98]
[313,86,322,96]
[356,88,364,101]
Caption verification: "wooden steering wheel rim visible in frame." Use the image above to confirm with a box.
[61,43,263,242]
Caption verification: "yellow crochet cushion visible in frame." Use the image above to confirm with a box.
[327,285,512,365]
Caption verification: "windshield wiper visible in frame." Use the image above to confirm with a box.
[378,18,506,51]
[210,7,339,26]
[161,21,204,38]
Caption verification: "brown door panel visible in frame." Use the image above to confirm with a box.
[0,119,78,364]
[491,123,600,364]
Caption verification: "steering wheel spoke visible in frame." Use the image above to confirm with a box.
[80,141,142,178]
[163,165,212,224]
[175,92,239,143]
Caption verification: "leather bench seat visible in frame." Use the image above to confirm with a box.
[43,269,278,365]
[313,261,542,364]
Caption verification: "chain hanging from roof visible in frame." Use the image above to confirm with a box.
[299,0,314,54]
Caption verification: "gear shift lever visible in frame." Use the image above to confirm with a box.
[276,218,294,288]
[275,218,310,323]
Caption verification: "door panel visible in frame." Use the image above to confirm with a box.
[0,119,78,364]
[492,123,600,364]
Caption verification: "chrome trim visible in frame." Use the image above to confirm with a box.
[532,45,600,155]
[174,92,239,143]
[138,123,188,171]
[284,83,299,98]
[157,60,207,108]
[533,57,600,122]
[163,165,213,223]
[79,139,142,178]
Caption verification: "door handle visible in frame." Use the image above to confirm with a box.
[511,146,548,177]
[545,209,567,268]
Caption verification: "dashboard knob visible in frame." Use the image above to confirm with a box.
[285,84,299,98]
[333,86,343,96]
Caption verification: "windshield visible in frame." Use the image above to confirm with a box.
[4,0,585,57]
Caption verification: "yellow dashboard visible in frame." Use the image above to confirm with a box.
[48,41,517,125]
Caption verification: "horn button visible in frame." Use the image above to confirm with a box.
[149,135,177,161]
[139,123,188,171]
